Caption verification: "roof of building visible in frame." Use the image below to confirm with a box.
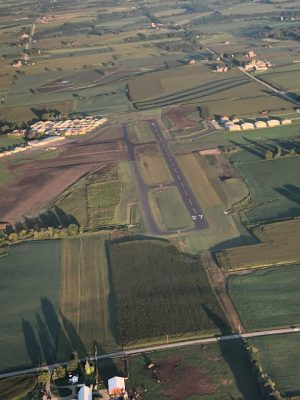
[78,385,92,400]
[108,376,125,392]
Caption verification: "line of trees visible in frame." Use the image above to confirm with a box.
[244,339,284,400]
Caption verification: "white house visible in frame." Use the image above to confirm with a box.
[108,376,126,396]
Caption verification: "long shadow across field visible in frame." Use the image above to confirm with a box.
[22,297,87,367]
[203,306,261,400]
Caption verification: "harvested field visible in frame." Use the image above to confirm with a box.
[217,218,300,271]
[149,186,193,231]
[162,106,199,131]
[228,264,300,330]
[0,137,128,224]
[0,375,37,399]
[136,144,173,186]
[109,240,229,345]
[59,236,117,355]
[128,340,261,400]
[157,357,215,400]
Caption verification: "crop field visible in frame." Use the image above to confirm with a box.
[109,240,229,345]
[136,144,173,186]
[0,374,37,400]
[128,121,154,144]
[55,166,123,228]
[232,155,300,224]
[217,218,300,271]
[59,235,117,355]
[128,341,260,400]
[149,187,193,231]
[249,334,300,398]
[228,264,300,330]
[0,240,62,372]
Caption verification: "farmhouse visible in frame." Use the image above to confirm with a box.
[108,376,126,397]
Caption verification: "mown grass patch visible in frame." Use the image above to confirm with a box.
[149,187,193,231]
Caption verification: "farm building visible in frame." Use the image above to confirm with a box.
[255,121,267,128]
[108,376,126,397]
[221,115,230,123]
[78,385,92,400]
[241,122,255,130]
[226,123,241,131]
[281,119,292,125]
[267,119,280,127]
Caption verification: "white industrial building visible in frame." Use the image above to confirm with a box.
[267,119,280,127]
[241,122,255,130]
[255,120,267,128]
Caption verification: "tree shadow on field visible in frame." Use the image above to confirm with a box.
[203,306,261,400]
[275,184,300,206]
[104,239,120,347]
[22,297,87,368]
[16,207,79,231]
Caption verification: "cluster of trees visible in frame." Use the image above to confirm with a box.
[244,340,284,400]
[253,25,300,41]
[0,224,81,245]
[265,145,298,160]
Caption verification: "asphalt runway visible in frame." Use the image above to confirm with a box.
[149,120,208,230]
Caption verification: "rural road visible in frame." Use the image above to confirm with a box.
[238,67,300,107]
[149,120,208,229]
[1,327,299,379]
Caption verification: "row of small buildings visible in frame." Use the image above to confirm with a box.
[220,116,292,132]
[30,117,108,136]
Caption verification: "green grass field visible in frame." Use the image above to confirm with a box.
[0,241,62,372]
[128,341,261,400]
[149,187,194,231]
[228,264,300,330]
[233,156,300,224]
[249,334,300,398]
[109,240,229,346]
[128,121,154,144]
[0,136,25,149]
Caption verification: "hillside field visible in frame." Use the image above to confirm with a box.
[228,264,300,330]
[109,240,229,346]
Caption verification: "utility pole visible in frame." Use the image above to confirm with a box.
[95,345,99,389]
